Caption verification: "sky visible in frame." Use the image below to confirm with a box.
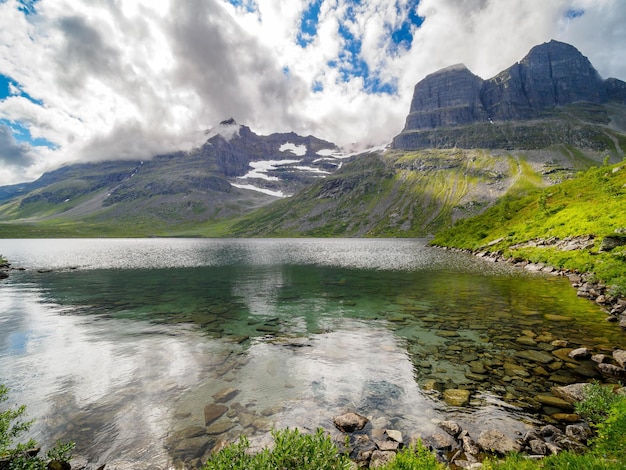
[0,0,625,186]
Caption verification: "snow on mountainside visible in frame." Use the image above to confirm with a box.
[0,120,347,226]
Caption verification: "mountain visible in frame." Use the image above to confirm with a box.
[393,40,626,151]
[227,41,625,238]
[0,120,343,234]
[1,41,624,239]
[224,146,610,238]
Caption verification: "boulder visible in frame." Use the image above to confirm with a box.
[599,235,626,252]
[598,363,626,378]
[333,412,369,433]
[423,431,457,451]
[613,349,626,368]
[477,429,521,454]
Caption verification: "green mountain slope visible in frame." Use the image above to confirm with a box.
[431,161,626,293]
[212,145,612,238]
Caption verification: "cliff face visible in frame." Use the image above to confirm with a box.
[394,40,626,150]
[405,64,487,129]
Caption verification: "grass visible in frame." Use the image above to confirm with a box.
[203,428,352,470]
[432,161,626,293]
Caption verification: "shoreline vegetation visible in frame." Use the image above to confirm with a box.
[1,382,625,469]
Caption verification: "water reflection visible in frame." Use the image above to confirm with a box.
[0,239,623,468]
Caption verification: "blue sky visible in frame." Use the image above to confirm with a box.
[0,0,625,185]
[0,73,55,149]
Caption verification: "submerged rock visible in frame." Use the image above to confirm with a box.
[515,350,554,364]
[568,348,591,360]
[534,395,574,411]
[443,389,471,407]
[204,404,228,426]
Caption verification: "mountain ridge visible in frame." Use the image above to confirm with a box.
[393,40,626,150]
[0,40,624,238]
[0,122,344,230]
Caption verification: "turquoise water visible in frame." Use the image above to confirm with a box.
[0,239,622,468]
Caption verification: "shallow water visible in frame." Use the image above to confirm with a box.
[0,238,623,468]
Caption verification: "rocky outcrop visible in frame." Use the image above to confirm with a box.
[394,40,626,150]
[404,64,487,130]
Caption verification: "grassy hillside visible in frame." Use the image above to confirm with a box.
[432,161,626,294]
[213,146,608,238]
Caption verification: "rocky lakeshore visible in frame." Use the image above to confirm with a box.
[451,234,626,334]
[328,386,609,468]
[60,381,624,470]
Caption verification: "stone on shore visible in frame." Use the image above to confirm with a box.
[613,349,626,368]
[598,363,626,378]
[477,429,521,454]
[439,420,462,437]
[422,431,457,451]
[333,412,369,433]
[384,429,403,443]
[551,383,588,403]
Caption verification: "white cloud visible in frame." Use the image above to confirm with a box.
[0,0,624,185]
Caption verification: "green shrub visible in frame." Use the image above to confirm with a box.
[0,385,74,470]
[574,383,622,425]
[592,391,626,460]
[379,440,444,469]
[203,428,352,470]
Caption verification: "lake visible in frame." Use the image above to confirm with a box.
[0,238,622,468]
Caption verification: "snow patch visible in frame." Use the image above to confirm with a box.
[238,159,301,181]
[280,142,307,156]
[315,148,337,157]
[231,183,288,198]
[293,166,331,175]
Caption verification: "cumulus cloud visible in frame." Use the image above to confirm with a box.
[0,0,624,185]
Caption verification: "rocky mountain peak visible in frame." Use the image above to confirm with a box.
[406,63,486,130]
[393,40,626,150]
